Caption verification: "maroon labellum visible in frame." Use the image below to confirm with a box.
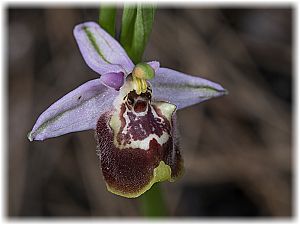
[96,78,183,198]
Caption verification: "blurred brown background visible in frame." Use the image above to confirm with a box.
[8,7,293,217]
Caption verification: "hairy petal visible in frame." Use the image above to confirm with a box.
[28,79,118,141]
[73,21,135,77]
[152,67,227,109]
[167,114,184,181]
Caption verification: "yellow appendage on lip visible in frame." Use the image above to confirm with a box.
[132,76,148,95]
[132,63,155,95]
[106,161,172,198]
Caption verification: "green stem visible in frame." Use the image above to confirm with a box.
[140,183,167,217]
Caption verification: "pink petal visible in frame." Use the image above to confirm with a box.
[28,79,118,141]
[73,22,135,77]
[100,72,125,91]
[146,60,160,73]
[152,67,227,109]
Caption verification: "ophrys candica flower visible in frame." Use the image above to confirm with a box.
[28,22,227,198]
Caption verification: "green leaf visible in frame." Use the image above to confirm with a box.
[99,5,117,37]
[120,4,156,64]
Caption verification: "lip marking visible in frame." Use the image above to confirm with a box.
[109,77,175,151]
[134,100,147,113]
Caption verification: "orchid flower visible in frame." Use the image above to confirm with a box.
[28,21,227,198]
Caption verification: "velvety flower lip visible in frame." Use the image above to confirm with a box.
[28,21,227,198]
